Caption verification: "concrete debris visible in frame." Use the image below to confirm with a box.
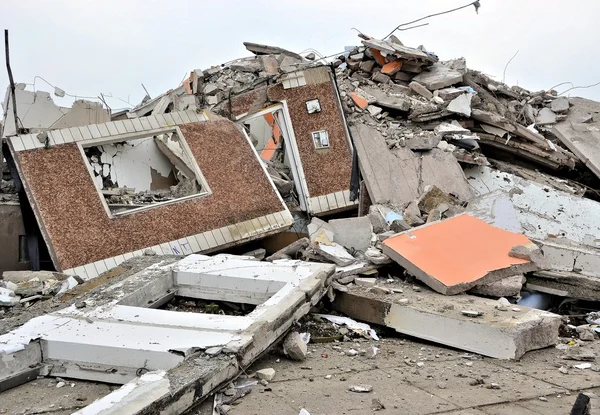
[283,332,308,361]
[2,32,600,415]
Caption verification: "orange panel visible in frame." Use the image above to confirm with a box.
[381,61,403,75]
[370,48,386,66]
[349,92,369,110]
[260,113,279,161]
[383,214,531,287]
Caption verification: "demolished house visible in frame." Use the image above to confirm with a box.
[2,29,600,414]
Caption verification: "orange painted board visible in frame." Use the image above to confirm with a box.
[370,48,386,66]
[381,61,403,75]
[382,214,535,294]
[349,92,369,110]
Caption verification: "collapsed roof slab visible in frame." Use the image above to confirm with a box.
[8,110,293,280]
[0,254,335,413]
[382,214,538,295]
[333,283,560,359]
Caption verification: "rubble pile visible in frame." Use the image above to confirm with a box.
[2,31,600,415]
[337,35,579,171]
[0,161,17,202]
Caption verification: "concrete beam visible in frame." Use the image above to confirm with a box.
[333,284,560,359]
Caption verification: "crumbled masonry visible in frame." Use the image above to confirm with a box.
[1,31,600,414]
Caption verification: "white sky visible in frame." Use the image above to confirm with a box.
[2,0,600,111]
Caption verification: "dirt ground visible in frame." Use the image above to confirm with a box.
[191,335,600,415]
[2,333,599,414]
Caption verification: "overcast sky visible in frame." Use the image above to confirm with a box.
[3,0,599,111]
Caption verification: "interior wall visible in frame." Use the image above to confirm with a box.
[0,203,29,273]
[12,120,286,271]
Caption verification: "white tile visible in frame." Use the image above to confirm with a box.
[113,255,126,266]
[79,126,93,141]
[61,128,74,143]
[251,218,265,233]
[194,233,210,251]
[123,252,134,260]
[178,238,194,255]
[148,116,161,129]
[10,136,25,152]
[185,236,200,253]
[169,240,184,256]
[159,243,172,255]
[84,263,98,280]
[258,216,271,231]
[93,260,108,275]
[265,214,278,230]
[212,229,226,246]
[97,123,110,137]
[220,226,234,243]
[297,75,307,86]
[273,211,288,227]
[282,80,291,89]
[228,225,243,241]
[163,113,176,125]
[132,250,144,257]
[114,120,127,134]
[49,130,64,145]
[204,231,218,248]
[327,193,338,210]
[171,112,184,124]
[233,223,249,239]
[21,134,36,150]
[139,117,152,130]
[104,257,118,270]
[69,127,83,141]
[72,266,89,280]
[122,119,136,133]
[105,122,119,135]
[185,110,200,122]
[131,118,144,132]
[179,111,191,123]
[281,210,294,224]
[88,124,102,138]
[154,114,168,127]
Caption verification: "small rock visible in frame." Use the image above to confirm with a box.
[539,397,548,402]
[256,368,276,381]
[558,366,568,374]
[325,375,332,380]
[354,278,376,288]
[371,398,385,411]
[488,383,501,390]
[56,382,65,388]
[345,349,359,357]
[349,384,373,393]
[462,310,483,318]
[283,332,308,361]
[143,248,157,256]
[259,379,269,386]
[437,382,447,389]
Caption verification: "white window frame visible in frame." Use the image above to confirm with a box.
[312,130,330,149]
[77,126,212,219]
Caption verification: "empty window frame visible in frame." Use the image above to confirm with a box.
[305,99,321,114]
[312,130,330,149]
[80,127,210,217]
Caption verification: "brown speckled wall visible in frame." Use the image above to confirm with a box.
[13,120,285,270]
[268,79,353,198]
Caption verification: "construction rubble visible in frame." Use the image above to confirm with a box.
[2,31,600,415]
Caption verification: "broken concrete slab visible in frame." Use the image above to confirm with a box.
[382,214,538,295]
[409,81,433,100]
[405,134,441,151]
[536,239,600,278]
[333,282,560,359]
[554,97,600,180]
[352,124,473,207]
[447,93,472,117]
[466,190,523,235]
[417,185,457,214]
[282,332,307,361]
[243,42,303,61]
[361,86,411,112]
[307,218,335,245]
[0,254,334,412]
[328,217,372,252]
[551,97,570,113]
[465,165,600,248]
[412,63,464,90]
[536,108,557,125]
[527,271,600,301]
[266,237,310,261]
[469,275,525,297]
[315,243,356,266]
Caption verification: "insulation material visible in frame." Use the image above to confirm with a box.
[8,112,291,276]
[382,214,537,295]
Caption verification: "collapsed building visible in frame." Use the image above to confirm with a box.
[1,32,600,414]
